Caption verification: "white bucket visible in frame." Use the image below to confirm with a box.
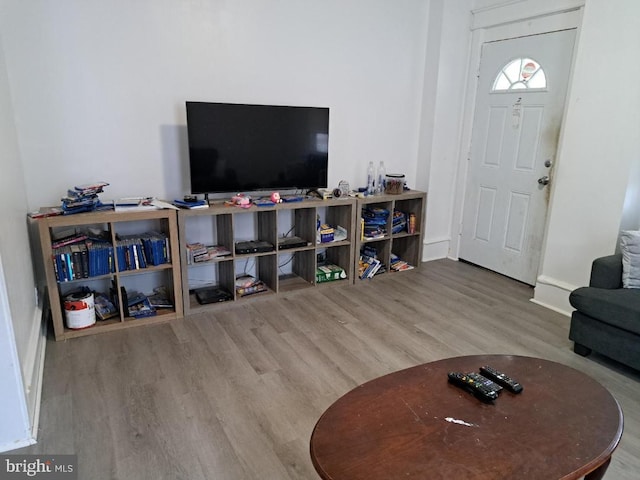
[64,291,96,329]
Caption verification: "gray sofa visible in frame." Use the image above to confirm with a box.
[569,253,640,371]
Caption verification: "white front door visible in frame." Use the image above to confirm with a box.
[460,29,576,285]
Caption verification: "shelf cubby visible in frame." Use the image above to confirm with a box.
[355,190,426,278]
[34,208,183,341]
[178,197,357,315]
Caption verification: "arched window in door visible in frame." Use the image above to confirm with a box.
[492,58,547,91]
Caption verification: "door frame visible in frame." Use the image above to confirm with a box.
[449,5,583,278]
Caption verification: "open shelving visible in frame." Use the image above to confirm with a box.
[178,197,357,316]
[355,190,427,278]
[34,209,183,341]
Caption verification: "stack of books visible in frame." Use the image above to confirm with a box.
[392,210,408,234]
[359,254,382,279]
[185,243,232,264]
[95,286,172,321]
[362,207,389,240]
[235,275,268,297]
[358,245,387,279]
[146,286,174,309]
[94,292,118,320]
[61,182,110,214]
[390,253,414,272]
[125,291,157,319]
[109,284,157,319]
[173,198,209,209]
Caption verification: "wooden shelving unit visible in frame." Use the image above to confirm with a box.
[178,197,357,316]
[35,208,183,341]
[33,192,424,339]
[355,190,427,277]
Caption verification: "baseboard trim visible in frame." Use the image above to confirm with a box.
[529,297,571,317]
[0,438,36,453]
[20,297,48,445]
[28,314,47,441]
[422,237,450,262]
[532,275,577,317]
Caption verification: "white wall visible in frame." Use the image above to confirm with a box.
[0,32,38,451]
[0,0,438,449]
[417,0,472,261]
[533,0,640,313]
[1,0,431,209]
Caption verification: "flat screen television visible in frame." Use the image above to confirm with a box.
[186,101,329,195]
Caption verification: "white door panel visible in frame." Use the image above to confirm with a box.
[460,29,576,285]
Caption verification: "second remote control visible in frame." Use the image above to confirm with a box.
[448,372,498,402]
[479,366,523,393]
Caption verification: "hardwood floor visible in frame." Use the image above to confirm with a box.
[13,259,640,479]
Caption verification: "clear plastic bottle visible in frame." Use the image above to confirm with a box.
[366,161,375,195]
[377,161,386,194]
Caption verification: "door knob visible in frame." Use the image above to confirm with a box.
[538,175,550,186]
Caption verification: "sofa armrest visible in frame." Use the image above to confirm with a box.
[590,254,622,289]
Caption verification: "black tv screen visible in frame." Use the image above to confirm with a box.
[186,102,329,194]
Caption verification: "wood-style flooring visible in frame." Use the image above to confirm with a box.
[13,259,640,479]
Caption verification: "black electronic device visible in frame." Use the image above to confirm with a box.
[194,286,233,305]
[277,236,308,250]
[186,102,329,195]
[235,240,274,255]
[448,371,499,403]
[235,241,256,254]
[253,241,273,252]
[479,366,523,393]
[467,372,503,394]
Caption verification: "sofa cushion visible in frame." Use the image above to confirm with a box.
[620,230,640,288]
[570,286,640,335]
[589,254,623,289]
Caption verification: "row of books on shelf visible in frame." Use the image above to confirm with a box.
[361,208,413,240]
[362,206,389,240]
[185,243,232,264]
[115,233,170,271]
[94,285,173,321]
[53,242,114,281]
[358,245,386,279]
[358,246,414,279]
[359,255,384,279]
[392,210,408,234]
[51,231,170,282]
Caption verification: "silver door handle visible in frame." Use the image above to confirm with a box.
[538,176,550,186]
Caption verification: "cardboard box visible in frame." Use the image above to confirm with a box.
[319,224,335,243]
[316,264,346,283]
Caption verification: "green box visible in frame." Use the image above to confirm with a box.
[316,264,347,283]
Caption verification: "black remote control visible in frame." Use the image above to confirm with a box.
[467,372,503,394]
[448,372,498,402]
[479,366,523,393]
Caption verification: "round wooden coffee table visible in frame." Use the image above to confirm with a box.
[310,355,623,480]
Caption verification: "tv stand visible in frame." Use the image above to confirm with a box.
[178,197,357,316]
